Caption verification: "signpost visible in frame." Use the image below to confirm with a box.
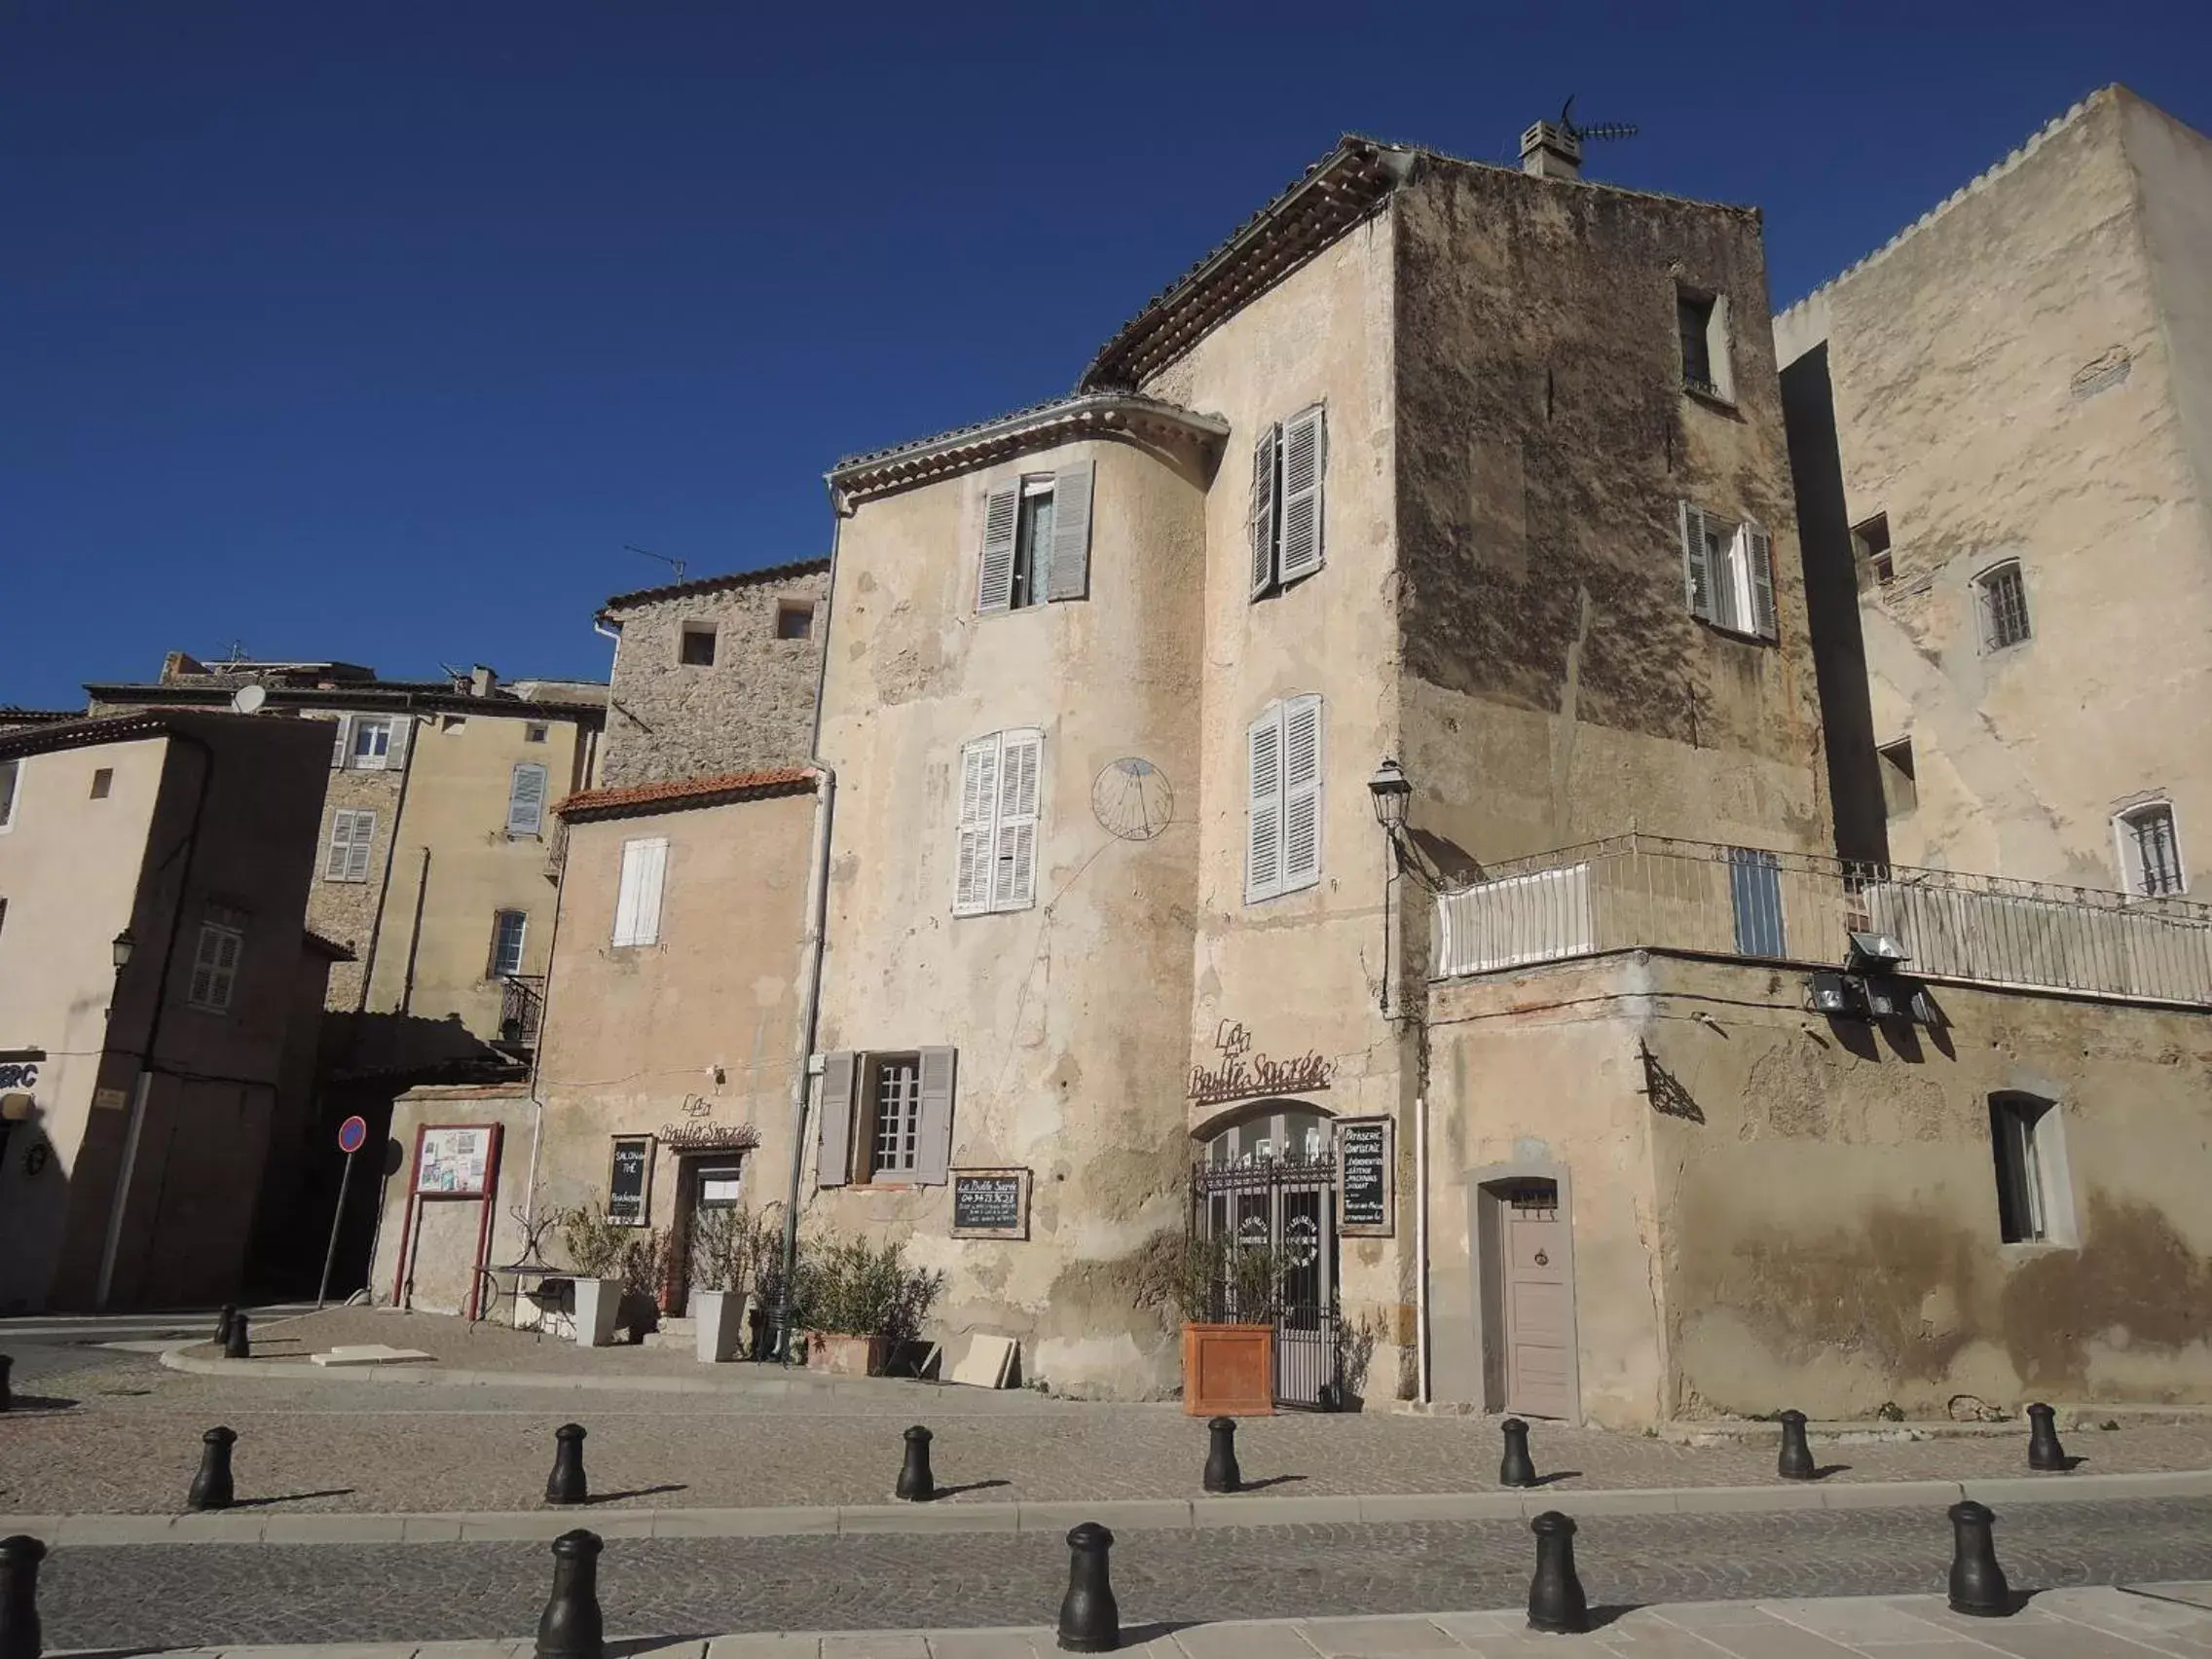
[317,1115,370,1309]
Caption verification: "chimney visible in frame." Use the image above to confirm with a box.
[471,664,498,698]
[1520,120,1581,181]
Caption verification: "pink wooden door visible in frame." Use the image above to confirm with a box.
[1501,1182,1573,1419]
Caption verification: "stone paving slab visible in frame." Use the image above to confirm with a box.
[42,1584,2212,1657]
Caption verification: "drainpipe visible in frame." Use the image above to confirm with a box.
[1415,1090,1430,1403]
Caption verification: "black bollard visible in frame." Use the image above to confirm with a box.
[223,1312,250,1360]
[215,1304,238,1348]
[2026,1403,2069,1472]
[1526,1511,1589,1636]
[535,1529,605,1659]
[1777,1410,1817,1480]
[896,1425,936,1502]
[1946,1500,2010,1617]
[1056,1522,1119,1653]
[1499,1417,1537,1488]
[1202,1416,1241,1493]
[545,1423,589,1505]
[186,1426,238,1512]
[0,1534,45,1659]
[0,1356,11,1416]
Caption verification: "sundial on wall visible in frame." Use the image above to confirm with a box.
[1092,757,1174,841]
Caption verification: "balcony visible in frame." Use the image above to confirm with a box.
[498,975,546,1050]
[1434,835,2212,1008]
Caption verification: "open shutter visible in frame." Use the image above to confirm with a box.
[1248,425,1279,598]
[325,812,355,879]
[993,729,1042,910]
[954,737,999,915]
[913,1047,957,1186]
[633,836,667,945]
[1745,523,1777,640]
[1679,501,1714,622]
[386,716,413,771]
[816,1051,858,1188]
[1047,460,1094,602]
[346,812,375,882]
[1276,405,1326,584]
[613,841,643,943]
[977,482,1020,613]
[506,763,548,836]
[1245,705,1285,903]
[1280,694,1323,893]
[330,714,353,769]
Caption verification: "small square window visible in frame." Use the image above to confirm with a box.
[1876,740,1917,818]
[90,768,113,800]
[776,602,815,641]
[679,624,717,667]
[1852,514,1894,586]
[525,722,549,744]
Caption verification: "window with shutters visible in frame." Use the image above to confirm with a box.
[0,759,18,831]
[187,906,247,1013]
[954,728,1042,916]
[1245,694,1323,903]
[977,461,1093,613]
[612,836,668,946]
[865,1053,922,1178]
[2115,801,2186,898]
[350,717,395,770]
[1973,561,2032,652]
[324,809,378,883]
[506,763,549,838]
[1677,287,1734,402]
[1247,405,1326,599]
[815,1047,958,1188]
[1677,503,1777,642]
[488,908,529,978]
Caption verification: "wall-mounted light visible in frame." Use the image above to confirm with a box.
[1846,930,1910,973]
[111,929,137,973]
[1806,971,1861,1015]
[1366,757,1412,830]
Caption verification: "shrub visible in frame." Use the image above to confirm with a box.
[788,1230,943,1343]
[1126,1231,1283,1324]
[689,1201,783,1295]
[556,1198,630,1278]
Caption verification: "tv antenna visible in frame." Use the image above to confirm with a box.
[625,543,685,584]
[1559,95,1639,146]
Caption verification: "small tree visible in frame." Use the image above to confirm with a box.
[788,1230,943,1344]
[1127,1231,1283,1325]
[689,1201,783,1295]
[556,1198,630,1278]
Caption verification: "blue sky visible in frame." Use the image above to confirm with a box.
[4,1,2206,707]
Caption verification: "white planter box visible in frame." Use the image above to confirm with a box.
[693,1289,749,1363]
[572,1276,623,1348]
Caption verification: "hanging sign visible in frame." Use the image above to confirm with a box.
[1335,1117,1394,1237]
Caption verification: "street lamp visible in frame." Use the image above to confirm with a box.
[1367,757,1412,831]
[111,928,136,972]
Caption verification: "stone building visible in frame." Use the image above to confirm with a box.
[1776,87,2212,892]
[0,711,340,1310]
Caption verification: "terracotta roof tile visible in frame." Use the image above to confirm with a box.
[556,766,816,821]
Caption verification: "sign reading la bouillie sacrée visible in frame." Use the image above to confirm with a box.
[1186,1020,1334,1108]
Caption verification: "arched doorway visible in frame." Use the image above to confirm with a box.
[1192,1100,1341,1409]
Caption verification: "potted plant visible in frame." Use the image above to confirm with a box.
[688,1202,781,1363]
[556,1200,631,1347]
[1132,1231,1281,1417]
[790,1231,943,1377]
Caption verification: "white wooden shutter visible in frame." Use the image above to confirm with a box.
[506,763,548,836]
[330,714,352,768]
[325,812,356,879]
[1047,461,1094,603]
[347,811,376,882]
[1245,705,1285,903]
[1744,523,1777,640]
[613,840,645,943]
[1679,501,1714,622]
[386,716,413,771]
[954,737,999,915]
[992,729,1042,910]
[977,482,1020,613]
[1280,693,1323,893]
[1248,425,1278,598]
[816,1051,858,1188]
[613,835,667,945]
[1276,405,1326,584]
[913,1047,957,1186]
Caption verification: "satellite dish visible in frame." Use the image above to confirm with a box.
[230,683,267,715]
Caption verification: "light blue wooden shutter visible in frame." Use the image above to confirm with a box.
[816,1051,858,1187]
[1276,406,1326,584]
[1047,461,1093,602]
[1280,693,1323,893]
[1746,523,1777,640]
[1245,705,1284,902]
[1248,426,1278,598]
[977,483,1020,612]
[1679,501,1714,622]
[914,1047,957,1185]
[506,763,548,836]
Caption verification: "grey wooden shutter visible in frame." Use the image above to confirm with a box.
[914,1047,957,1185]
[1746,523,1777,640]
[1245,705,1284,902]
[386,716,413,771]
[977,482,1020,613]
[993,729,1042,910]
[1280,694,1323,892]
[816,1051,859,1187]
[1679,501,1714,622]
[506,763,548,836]
[954,737,999,915]
[325,812,355,879]
[346,811,375,882]
[1248,426,1278,598]
[1276,405,1326,584]
[330,714,353,768]
[1046,460,1094,602]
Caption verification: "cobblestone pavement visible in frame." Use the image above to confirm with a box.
[34,1497,2212,1647]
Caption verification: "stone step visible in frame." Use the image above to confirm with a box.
[639,1317,696,1349]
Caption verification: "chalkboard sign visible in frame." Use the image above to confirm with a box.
[949,1167,1030,1239]
[1335,1118,1393,1237]
[608,1136,653,1226]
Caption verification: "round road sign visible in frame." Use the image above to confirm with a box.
[337,1115,369,1155]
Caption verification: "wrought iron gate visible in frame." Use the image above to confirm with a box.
[1191,1155,1343,1410]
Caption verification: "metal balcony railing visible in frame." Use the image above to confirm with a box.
[1434,834,2212,1007]
[498,975,546,1046]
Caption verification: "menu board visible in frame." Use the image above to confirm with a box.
[949,1168,1030,1239]
[1335,1118,1393,1236]
[608,1137,653,1226]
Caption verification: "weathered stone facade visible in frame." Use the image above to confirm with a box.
[597,561,830,788]
[311,751,406,1011]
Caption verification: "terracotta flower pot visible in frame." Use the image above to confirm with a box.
[1182,1322,1274,1416]
[804,1330,887,1377]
